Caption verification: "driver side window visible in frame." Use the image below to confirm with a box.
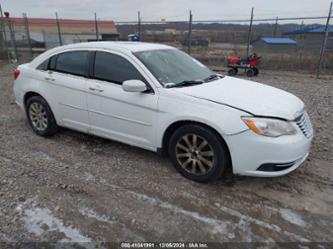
[93,52,145,85]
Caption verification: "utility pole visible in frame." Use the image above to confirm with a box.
[246,7,254,57]
[94,12,99,41]
[55,12,62,46]
[188,10,193,54]
[273,16,279,37]
[23,13,33,58]
[138,11,141,41]
[316,2,332,79]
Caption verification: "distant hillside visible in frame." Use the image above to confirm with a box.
[117,22,320,39]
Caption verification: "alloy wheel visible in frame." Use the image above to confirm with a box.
[175,134,215,176]
[29,102,48,131]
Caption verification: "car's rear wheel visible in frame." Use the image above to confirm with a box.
[26,96,59,136]
[168,124,229,182]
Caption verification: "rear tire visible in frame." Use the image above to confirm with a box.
[253,68,259,76]
[246,68,255,77]
[168,124,230,182]
[26,96,59,137]
[228,68,238,76]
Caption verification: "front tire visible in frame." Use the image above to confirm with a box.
[168,124,229,182]
[26,96,59,136]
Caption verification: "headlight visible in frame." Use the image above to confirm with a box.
[242,117,296,137]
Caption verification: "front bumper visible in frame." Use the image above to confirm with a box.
[224,127,312,177]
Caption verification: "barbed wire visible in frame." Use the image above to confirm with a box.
[114,16,328,25]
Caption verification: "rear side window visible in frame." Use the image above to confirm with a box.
[37,59,49,71]
[94,52,144,84]
[51,51,89,77]
[49,55,57,69]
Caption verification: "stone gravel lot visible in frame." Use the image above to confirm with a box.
[0,61,332,247]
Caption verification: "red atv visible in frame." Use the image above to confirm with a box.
[227,53,260,77]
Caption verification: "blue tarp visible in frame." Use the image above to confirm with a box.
[261,37,297,45]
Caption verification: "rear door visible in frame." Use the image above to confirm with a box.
[45,50,90,132]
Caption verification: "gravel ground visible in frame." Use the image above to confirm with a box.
[0,61,332,247]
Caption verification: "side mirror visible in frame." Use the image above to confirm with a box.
[122,80,147,93]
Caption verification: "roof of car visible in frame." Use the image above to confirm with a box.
[57,41,174,52]
[29,41,175,68]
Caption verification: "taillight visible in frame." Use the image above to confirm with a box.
[14,69,20,80]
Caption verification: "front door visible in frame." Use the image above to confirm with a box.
[86,51,159,150]
[87,51,158,149]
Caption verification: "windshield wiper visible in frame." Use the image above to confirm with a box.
[203,74,222,82]
[165,80,204,88]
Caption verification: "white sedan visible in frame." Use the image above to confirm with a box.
[13,42,313,182]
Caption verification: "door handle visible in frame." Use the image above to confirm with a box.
[89,87,104,92]
[44,77,55,82]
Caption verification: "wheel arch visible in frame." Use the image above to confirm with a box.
[23,91,59,123]
[160,120,233,171]
[24,91,44,108]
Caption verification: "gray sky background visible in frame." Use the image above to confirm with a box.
[0,0,331,23]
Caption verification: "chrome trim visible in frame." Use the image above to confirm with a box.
[295,112,313,138]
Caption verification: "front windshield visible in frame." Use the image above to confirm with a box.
[134,49,214,86]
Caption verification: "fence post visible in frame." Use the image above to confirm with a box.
[55,12,62,46]
[316,2,332,79]
[246,7,254,57]
[138,11,141,41]
[0,3,10,62]
[273,16,278,37]
[95,12,99,41]
[0,11,4,52]
[23,13,33,58]
[188,10,193,54]
[42,30,46,48]
[8,19,18,62]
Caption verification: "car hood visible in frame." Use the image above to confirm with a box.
[172,76,304,120]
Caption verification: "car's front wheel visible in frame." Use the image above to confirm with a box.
[168,124,229,182]
[26,96,59,136]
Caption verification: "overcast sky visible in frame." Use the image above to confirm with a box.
[0,0,331,23]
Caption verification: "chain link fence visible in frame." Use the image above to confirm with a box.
[0,4,332,77]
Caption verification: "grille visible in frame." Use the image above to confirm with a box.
[295,112,313,138]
